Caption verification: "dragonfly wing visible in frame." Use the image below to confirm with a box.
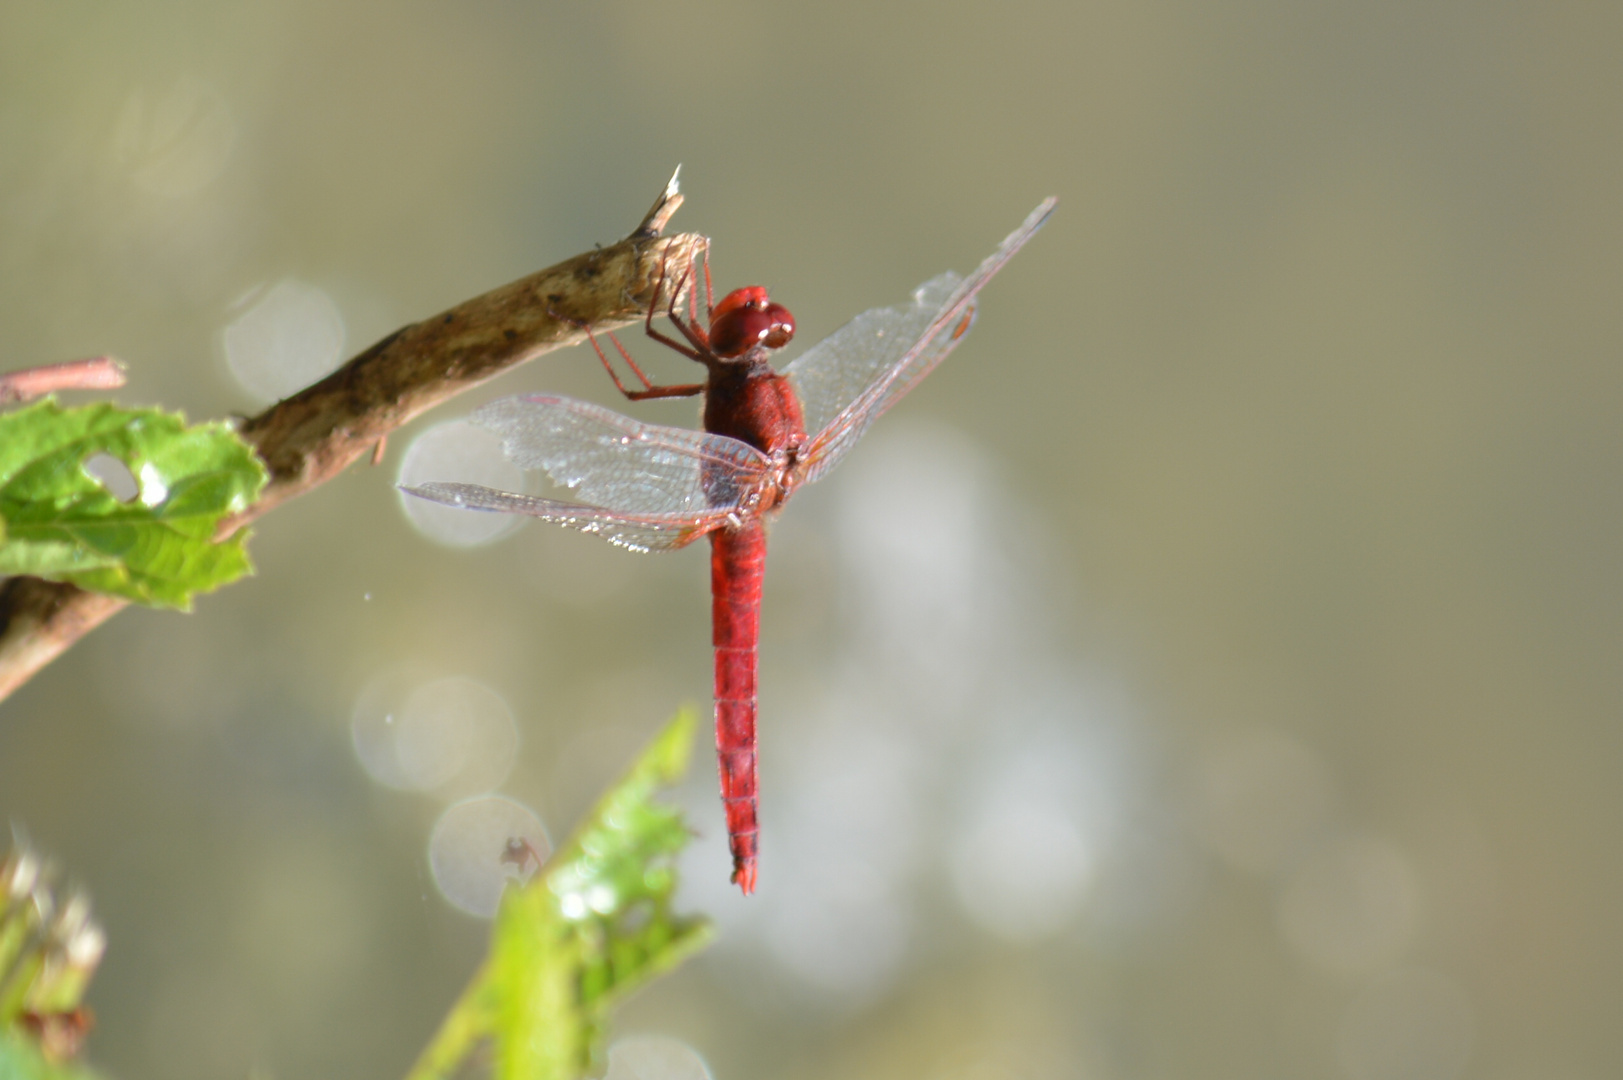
[783,271,964,440]
[403,482,731,552]
[472,394,773,516]
[787,198,1056,485]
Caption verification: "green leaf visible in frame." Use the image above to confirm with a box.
[0,837,105,1080]
[0,1030,103,1080]
[0,399,268,608]
[405,709,713,1080]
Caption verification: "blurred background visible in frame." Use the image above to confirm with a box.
[1,2,1619,1079]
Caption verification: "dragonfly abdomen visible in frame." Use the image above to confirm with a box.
[710,522,766,894]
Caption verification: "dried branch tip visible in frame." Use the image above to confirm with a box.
[636,166,685,238]
[0,356,127,405]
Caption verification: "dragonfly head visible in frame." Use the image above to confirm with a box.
[709,286,795,359]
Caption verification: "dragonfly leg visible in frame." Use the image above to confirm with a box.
[679,236,717,330]
[683,240,716,334]
[620,381,705,401]
[548,303,704,402]
[699,243,716,320]
[639,248,706,360]
[646,249,717,362]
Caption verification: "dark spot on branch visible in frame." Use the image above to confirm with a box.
[363,325,410,357]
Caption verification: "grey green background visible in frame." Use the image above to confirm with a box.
[2,3,1619,1079]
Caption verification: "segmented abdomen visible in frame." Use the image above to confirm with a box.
[709,522,766,894]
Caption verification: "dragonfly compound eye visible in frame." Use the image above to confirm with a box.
[710,288,796,358]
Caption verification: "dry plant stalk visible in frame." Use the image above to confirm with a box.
[0,357,126,404]
[0,175,702,703]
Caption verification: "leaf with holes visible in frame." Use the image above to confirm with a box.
[0,399,267,608]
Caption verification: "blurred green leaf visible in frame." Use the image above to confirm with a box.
[0,399,267,608]
[1,839,104,1080]
[0,1030,102,1080]
[406,709,713,1080]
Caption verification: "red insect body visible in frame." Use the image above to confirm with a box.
[709,285,767,323]
[695,324,805,894]
[405,199,1057,894]
[711,522,766,893]
[700,358,806,460]
[578,268,809,893]
[708,286,796,359]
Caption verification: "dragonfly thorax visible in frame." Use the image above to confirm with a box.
[702,361,807,462]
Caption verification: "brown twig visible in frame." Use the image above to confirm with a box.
[0,356,127,404]
[0,172,700,704]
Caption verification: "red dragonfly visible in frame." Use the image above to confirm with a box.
[406,199,1055,893]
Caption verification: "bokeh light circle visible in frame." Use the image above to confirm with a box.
[396,419,526,547]
[1194,731,1335,875]
[1278,833,1420,976]
[396,677,519,798]
[112,77,236,197]
[1336,968,1473,1080]
[224,279,346,403]
[428,795,550,918]
[603,1035,712,1080]
[351,672,518,798]
[351,667,417,791]
[765,869,911,998]
[952,796,1094,942]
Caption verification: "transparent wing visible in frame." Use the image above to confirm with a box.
[785,198,1056,485]
[783,271,964,439]
[400,395,774,553]
[473,394,772,516]
[402,482,729,552]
